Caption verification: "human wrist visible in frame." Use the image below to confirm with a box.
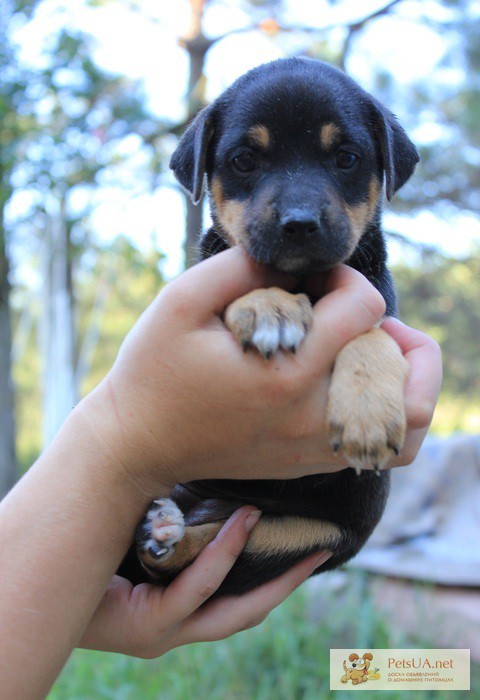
[71,383,175,504]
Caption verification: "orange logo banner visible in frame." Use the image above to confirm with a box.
[330,649,470,691]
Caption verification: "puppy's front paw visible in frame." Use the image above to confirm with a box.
[225,288,312,358]
[136,498,185,567]
[327,328,408,473]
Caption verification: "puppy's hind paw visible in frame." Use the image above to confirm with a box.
[136,498,185,566]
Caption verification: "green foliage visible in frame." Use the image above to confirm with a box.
[394,248,480,434]
[48,575,478,700]
[13,238,165,471]
[2,1,168,470]
[383,0,480,215]
[12,306,42,471]
[78,237,165,397]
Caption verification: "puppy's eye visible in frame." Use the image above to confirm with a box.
[335,149,358,170]
[231,150,256,174]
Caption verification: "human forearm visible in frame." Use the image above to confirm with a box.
[0,402,157,700]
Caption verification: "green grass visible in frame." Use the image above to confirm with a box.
[48,573,477,700]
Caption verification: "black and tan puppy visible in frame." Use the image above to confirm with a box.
[118,57,418,595]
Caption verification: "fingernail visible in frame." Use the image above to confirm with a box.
[313,551,332,568]
[245,510,262,532]
[293,551,333,591]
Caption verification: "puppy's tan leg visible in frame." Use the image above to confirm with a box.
[225,288,312,358]
[327,327,408,472]
[244,515,342,555]
[140,513,341,582]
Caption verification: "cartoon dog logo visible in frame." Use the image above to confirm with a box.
[341,652,374,685]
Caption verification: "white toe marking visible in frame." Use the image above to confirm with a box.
[252,323,280,355]
[151,523,184,542]
[280,322,306,351]
[145,498,185,548]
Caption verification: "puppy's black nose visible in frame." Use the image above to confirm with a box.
[281,210,320,236]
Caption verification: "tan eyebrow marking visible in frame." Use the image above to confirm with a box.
[320,122,341,149]
[247,124,271,150]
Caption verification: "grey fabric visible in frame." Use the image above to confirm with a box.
[350,434,480,585]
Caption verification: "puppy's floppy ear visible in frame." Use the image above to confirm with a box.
[170,106,214,204]
[371,100,419,201]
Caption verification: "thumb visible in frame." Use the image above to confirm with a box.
[301,265,386,369]
[166,246,295,323]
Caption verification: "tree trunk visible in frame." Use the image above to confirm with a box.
[41,207,77,446]
[185,198,204,267]
[0,220,17,496]
[182,0,212,267]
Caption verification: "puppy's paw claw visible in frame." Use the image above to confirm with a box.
[328,402,406,473]
[147,543,170,560]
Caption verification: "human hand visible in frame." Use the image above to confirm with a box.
[80,246,441,496]
[380,317,442,466]
[80,247,389,495]
[79,506,331,658]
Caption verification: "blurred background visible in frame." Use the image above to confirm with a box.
[1,0,479,698]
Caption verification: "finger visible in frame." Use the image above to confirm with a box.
[178,550,331,644]
[158,506,262,629]
[300,265,386,369]
[163,246,295,324]
[79,575,134,652]
[382,318,442,430]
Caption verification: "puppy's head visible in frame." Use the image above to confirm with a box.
[171,58,419,275]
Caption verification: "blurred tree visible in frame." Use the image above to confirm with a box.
[412,12,480,214]
[7,15,165,444]
[180,0,212,268]
[339,0,480,222]
[0,0,38,495]
[13,237,165,470]
[78,237,165,398]
[0,182,16,496]
[394,247,480,433]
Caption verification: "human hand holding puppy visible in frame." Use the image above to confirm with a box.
[78,246,440,657]
[0,246,441,697]
[86,245,438,497]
